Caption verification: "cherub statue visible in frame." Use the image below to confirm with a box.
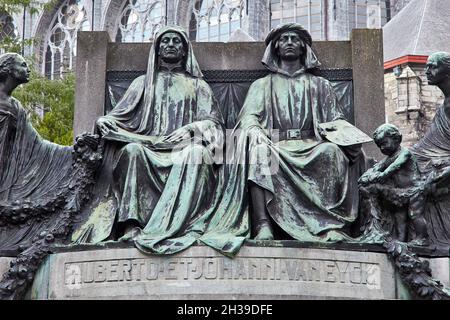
[359,124,429,245]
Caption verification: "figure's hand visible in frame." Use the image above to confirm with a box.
[73,132,102,162]
[73,133,103,164]
[317,126,327,139]
[358,171,375,186]
[82,134,100,150]
[372,172,386,183]
[162,125,193,144]
[358,170,381,186]
[74,133,100,151]
[96,117,118,136]
[358,174,370,186]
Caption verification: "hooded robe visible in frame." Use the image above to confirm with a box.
[71,26,225,255]
[199,24,362,256]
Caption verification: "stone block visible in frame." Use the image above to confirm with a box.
[351,29,385,160]
[392,91,398,99]
[0,257,13,279]
[422,90,432,97]
[427,257,450,288]
[105,41,353,73]
[107,43,151,71]
[422,96,439,104]
[29,246,396,300]
[407,112,420,120]
[74,31,110,138]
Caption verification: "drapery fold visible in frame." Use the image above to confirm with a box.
[0,99,73,251]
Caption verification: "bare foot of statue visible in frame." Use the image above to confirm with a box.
[254,222,274,240]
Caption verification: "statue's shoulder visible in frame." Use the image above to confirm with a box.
[195,77,211,88]
[307,72,331,84]
[0,96,21,115]
[307,73,336,91]
[249,75,271,90]
[132,75,146,85]
[400,147,414,159]
[191,77,215,96]
[123,75,146,95]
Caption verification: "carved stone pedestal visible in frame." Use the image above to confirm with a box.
[0,243,446,300]
[25,244,423,300]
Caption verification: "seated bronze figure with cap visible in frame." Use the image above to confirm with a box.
[199,23,366,256]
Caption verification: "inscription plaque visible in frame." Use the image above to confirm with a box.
[65,258,379,285]
[31,246,395,299]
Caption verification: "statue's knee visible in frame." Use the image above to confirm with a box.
[122,143,144,155]
[314,142,344,164]
[117,143,145,163]
[320,142,341,154]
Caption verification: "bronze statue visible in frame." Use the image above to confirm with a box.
[0,53,97,251]
[359,124,429,245]
[72,26,225,255]
[0,52,102,299]
[410,52,450,247]
[199,23,365,256]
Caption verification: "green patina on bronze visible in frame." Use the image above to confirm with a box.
[198,23,364,256]
[72,26,225,255]
[71,199,116,244]
[358,123,429,245]
[0,53,74,251]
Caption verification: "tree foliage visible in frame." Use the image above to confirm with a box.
[0,0,57,15]
[13,70,75,146]
[0,37,34,54]
[1,0,75,146]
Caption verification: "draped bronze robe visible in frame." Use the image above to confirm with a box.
[200,71,361,256]
[71,26,225,255]
[0,98,73,251]
[412,104,450,247]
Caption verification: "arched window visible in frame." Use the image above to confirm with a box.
[44,0,91,79]
[269,0,389,40]
[0,11,18,54]
[116,0,166,43]
[270,0,324,40]
[192,0,244,42]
